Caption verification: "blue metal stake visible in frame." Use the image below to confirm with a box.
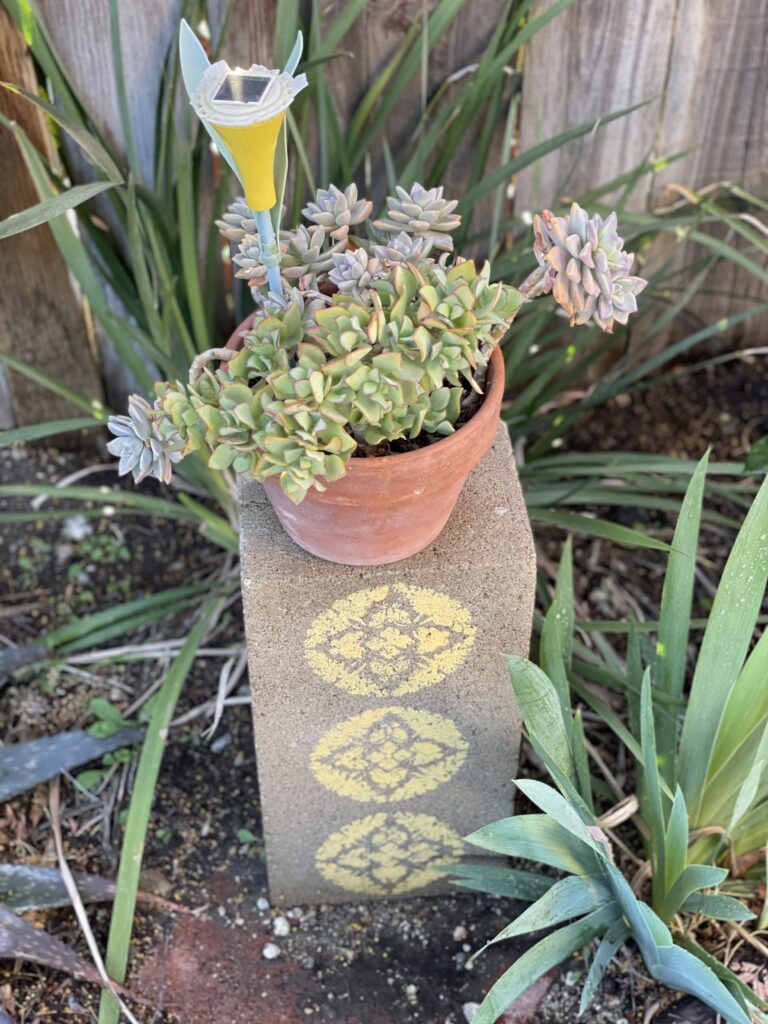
[256,209,283,296]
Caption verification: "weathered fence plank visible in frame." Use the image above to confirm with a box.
[0,5,104,433]
[515,0,768,347]
[38,0,183,186]
[35,0,185,408]
[515,0,675,214]
[651,0,768,345]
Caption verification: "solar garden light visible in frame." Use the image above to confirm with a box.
[179,20,307,296]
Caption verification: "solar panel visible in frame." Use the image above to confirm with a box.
[214,73,271,104]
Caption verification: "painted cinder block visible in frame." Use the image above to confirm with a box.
[239,423,536,903]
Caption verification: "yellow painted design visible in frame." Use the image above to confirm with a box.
[305,583,476,696]
[213,112,286,210]
[315,812,464,896]
[310,707,468,803]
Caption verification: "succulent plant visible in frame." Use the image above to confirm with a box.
[328,249,381,294]
[377,260,523,392]
[110,179,644,505]
[373,230,433,264]
[373,183,461,252]
[260,285,328,321]
[521,202,647,333]
[280,224,341,281]
[107,395,183,484]
[216,198,258,242]
[302,183,373,242]
[233,232,281,292]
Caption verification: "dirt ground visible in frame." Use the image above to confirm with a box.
[1,354,765,1023]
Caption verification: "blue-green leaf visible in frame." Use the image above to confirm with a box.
[465,814,599,875]
[682,893,755,921]
[437,862,554,901]
[679,472,768,816]
[0,418,102,445]
[663,787,689,893]
[475,875,613,958]
[640,670,666,903]
[663,865,729,919]
[578,919,629,1015]
[513,779,597,849]
[655,451,708,778]
[471,908,614,1024]
[652,945,751,1024]
[506,657,575,785]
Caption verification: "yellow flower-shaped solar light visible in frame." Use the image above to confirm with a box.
[179,20,307,294]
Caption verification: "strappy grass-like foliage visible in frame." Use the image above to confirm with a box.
[447,462,768,1023]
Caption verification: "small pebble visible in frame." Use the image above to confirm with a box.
[272,915,290,937]
[210,733,231,753]
[405,984,418,1003]
[287,906,304,919]
[262,942,281,960]
[62,514,92,541]
[256,896,270,911]
[452,925,468,942]
[463,1003,479,1023]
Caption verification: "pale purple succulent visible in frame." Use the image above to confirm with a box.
[216,198,258,242]
[373,183,461,252]
[107,395,183,485]
[521,202,647,333]
[373,230,433,264]
[329,249,381,293]
[302,183,373,242]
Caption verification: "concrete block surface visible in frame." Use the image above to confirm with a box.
[239,423,536,903]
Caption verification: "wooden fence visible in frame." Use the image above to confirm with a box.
[1,0,767,428]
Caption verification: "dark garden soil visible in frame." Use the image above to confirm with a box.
[570,357,768,459]
[1,354,765,1023]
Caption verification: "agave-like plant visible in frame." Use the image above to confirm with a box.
[445,464,768,1024]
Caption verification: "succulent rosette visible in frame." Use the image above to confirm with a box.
[107,396,183,484]
[521,202,647,332]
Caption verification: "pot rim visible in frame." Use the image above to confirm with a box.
[225,312,504,474]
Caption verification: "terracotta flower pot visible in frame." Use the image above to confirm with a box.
[225,314,505,566]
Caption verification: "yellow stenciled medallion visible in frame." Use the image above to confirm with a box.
[305,583,476,696]
[310,707,468,803]
[315,812,464,896]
